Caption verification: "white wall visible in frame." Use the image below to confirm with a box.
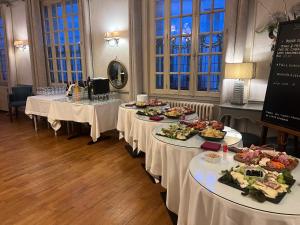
[10,1,32,85]
[89,0,130,101]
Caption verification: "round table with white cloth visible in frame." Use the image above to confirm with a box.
[177,152,300,225]
[147,125,243,214]
[116,103,139,146]
[130,113,198,153]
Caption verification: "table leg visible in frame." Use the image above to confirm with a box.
[33,115,38,132]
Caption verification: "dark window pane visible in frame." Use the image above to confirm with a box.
[57,59,61,70]
[60,46,66,57]
[64,72,68,83]
[156,74,164,89]
[58,71,62,82]
[199,35,210,53]
[68,31,74,43]
[72,72,76,82]
[156,38,164,55]
[212,34,223,52]
[73,0,78,13]
[45,20,50,32]
[78,72,82,81]
[170,37,179,54]
[57,3,62,17]
[197,75,208,91]
[74,30,80,43]
[50,72,55,82]
[53,18,58,31]
[66,1,72,14]
[71,59,76,71]
[211,54,222,72]
[54,32,59,44]
[200,0,212,12]
[170,74,178,90]
[213,12,224,32]
[210,74,220,91]
[171,0,180,16]
[183,0,193,15]
[180,56,190,72]
[55,46,60,57]
[62,59,67,70]
[170,56,178,72]
[58,18,64,30]
[198,55,209,72]
[59,32,65,44]
[48,60,53,70]
[200,14,210,33]
[67,16,73,29]
[76,59,81,71]
[170,18,180,36]
[46,33,51,45]
[156,19,164,36]
[214,0,225,10]
[73,16,79,29]
[69,45,74,57]
[44,6,48,18]
[47,47,52,58]
[156,57,164,72]
[75,44,81,57]
[181,36,191,54]
[180,74,190,90]
[156,0,164,18]
[51,5,57,17]
[182,16,192,35]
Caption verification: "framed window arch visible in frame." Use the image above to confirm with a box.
[149,0,226,98]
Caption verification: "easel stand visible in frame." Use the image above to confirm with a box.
[260,121,300,152]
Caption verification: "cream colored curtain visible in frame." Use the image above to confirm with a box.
[25,0,48,89]
[129,0,144,100]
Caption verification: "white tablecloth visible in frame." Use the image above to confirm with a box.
[177,152,300,225]
[47,98,122,142]
[25,95,65,117]
[147,126,243,214]
[116,104,138,146]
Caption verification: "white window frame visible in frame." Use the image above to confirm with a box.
[41,0,86,85]
[149,0,227,99]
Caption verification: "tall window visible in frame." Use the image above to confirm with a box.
[152,0,225,96]
[42,0,84,84]
[0,17,8,83]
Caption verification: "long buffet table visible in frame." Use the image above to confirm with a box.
[25,95,122,142]
[177,152,300,225]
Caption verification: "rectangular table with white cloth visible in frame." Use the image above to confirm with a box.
[25,95,66,131]
[47,98,122,142]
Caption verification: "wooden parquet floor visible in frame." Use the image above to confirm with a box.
[0,112,172,225]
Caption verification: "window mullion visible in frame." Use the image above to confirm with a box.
[63,0,72,83]
[164,0,170,92]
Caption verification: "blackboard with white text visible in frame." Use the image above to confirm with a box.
[262,20,300,131]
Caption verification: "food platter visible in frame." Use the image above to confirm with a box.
[199,128,227,141]
[232,145,299,172]
[156,124,198,141]
[136,108,163,117]
[218,164,296,204]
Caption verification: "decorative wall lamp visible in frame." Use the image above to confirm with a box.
[224,62,255,105]
[14,40,29,50]
[104,31,120,47]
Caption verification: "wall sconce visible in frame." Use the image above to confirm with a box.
[14,40,29,50]
[104,31,120,47]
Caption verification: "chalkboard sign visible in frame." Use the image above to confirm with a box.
[262,20,300,132]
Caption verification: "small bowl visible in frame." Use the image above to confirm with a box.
[203,151,221,163]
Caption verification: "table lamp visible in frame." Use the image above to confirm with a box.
[224,63,254,105]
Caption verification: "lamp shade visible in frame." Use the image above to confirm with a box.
[224,63,254,79]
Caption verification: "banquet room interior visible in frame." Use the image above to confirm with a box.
[0,0,300,224]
